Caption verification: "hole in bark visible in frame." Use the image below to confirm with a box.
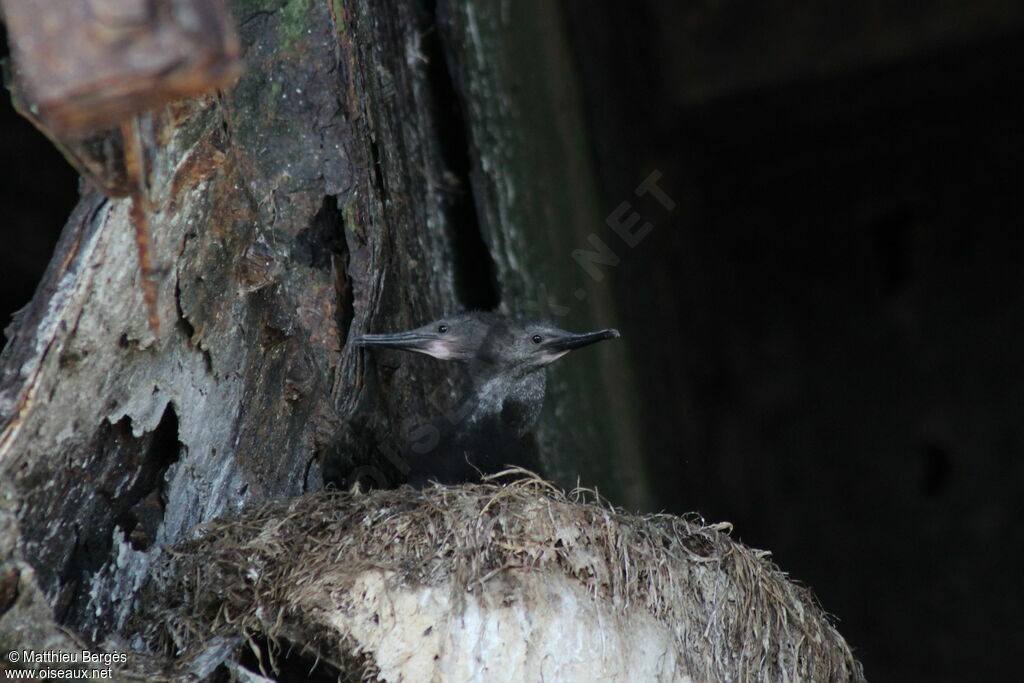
[424,1,500,311]
[296,197,345,270]
[38,405,182,626]
[115,405,180,547]
[294,195,354,346]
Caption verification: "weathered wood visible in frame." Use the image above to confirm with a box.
[1,0,242,137]
[0,0,651,665]
[437,0,651,507]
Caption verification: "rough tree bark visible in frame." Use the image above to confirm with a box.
[0,0,648,660]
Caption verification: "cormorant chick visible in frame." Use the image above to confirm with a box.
[355,311,619,486]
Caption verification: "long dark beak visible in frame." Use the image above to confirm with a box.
[543,328,620,352]
[353,331,438,351]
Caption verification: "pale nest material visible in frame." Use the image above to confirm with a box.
[132,474,865,681]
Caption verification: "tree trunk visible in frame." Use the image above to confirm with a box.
[0,0,648,657]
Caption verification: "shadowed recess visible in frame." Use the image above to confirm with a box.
[424,0,500,311]
[17,404,182,632]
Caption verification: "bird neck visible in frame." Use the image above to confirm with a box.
[466,369,546,435]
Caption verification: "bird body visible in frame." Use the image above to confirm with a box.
[355,312,619,485]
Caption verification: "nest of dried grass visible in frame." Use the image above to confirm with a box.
[129,474,864,681]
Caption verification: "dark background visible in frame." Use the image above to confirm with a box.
[562,3,1024,681]
[3,5,1023,681]
[0,28,79,337]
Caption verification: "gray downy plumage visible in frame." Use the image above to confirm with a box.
[354,311,620,486]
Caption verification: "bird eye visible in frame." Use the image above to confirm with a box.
[438,325,449,334]
[531,335,543,344]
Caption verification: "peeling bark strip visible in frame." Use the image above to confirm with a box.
[120,118,161,334]
[3,0,242,337]
[0,0,653,670]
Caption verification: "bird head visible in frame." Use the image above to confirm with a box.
[354,312,620,377]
